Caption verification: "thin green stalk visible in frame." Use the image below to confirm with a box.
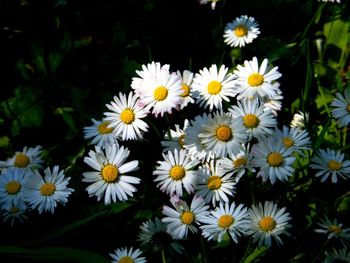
[161,248,167,263]
[311,239,329,263]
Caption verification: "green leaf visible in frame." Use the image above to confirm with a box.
[243,246,268,263]
[0,246,109,263]
[0,136,10,148]
[54,107,78,134]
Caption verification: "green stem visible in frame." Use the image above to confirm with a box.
[161,248,167,263]
[311,239,329,263]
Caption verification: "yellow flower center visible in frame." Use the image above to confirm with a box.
[14,153,30,168]
[207,80,222,95]
[40,183,56,196]
[247,73,264,87]
[10,207,20,214]
[154,86,168,101]
[181,84,190,97]
[267,152,284,167]
[283,137,294,148]
[97,121,113,134]
[102,164,119,183]
[259,216,276,232]
[6,181,21,194]
[218,214,234,228]
[328,160,341,171]
[207,175,222,190]
[118,256,134,263]
[234,25,248,37]
[120,108,135,124]
[243,114,260,128]
[216,126,232,142]
[178,134,185,148]
[328,224,342,234]
[234,157,247,168]
[347,104,350,112]
[181,211,195,225]
[170,165,185,180]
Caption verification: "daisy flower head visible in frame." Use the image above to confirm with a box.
[137,217,184,254]
[324,247,350,263]
[199,0,220,10]
[233,57,282,100]
[83,118,118,148]
[161,119,189,152]
[229,98,277,140]
[109,247,147,263]
[199,111,248,158]
[135,62,183,117]
[260,84,283,115]
[104,91,149,141]
[2,205,28,227]
[161,195,210,240]
[290,111,309,129]
[183,113,215,163]
[272,125,312,154]
[195,160,236,206]
[309,148,350,183]
[318,0,341,3]
[252,135,296,184]
[314,215,350,245]
[223,15,260,48]
[0,167,29,211]
[82,143,140,204]
[217,143,255,182]
[331,88,350,127]
[23,165,74,214]
[0,145,44,172]
[200,201,248,243]
[177,69,195,109]
[192,64,237,111]
[246,201,292,247]
[153,148,200,197]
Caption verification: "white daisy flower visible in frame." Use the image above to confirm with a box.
[195,160,236,206]
[136,62,183,117]
[324,247,350,263]
[82,143,140,204]
[260,84,283,115]
[161,195,210,240]
[217,143,255,182]
[104,92,149,141]
[83,118,118,149]
[229,98,277,140]
[199,0,221,10]
[199,111,248,158]
[314,215,350,244]
[1,205,28,227]
[192,64,237,111]
[223,15,260,48]
[252,135,296,184]
[246,201,292,247]
[137,217,184,254]
[200,201,249,243]
[0,145,44,172]
[153,148,200,197]
[318,0,341,3]
[290,111,309,129]
[272,125,312,154]
[309,148,350,183]
[331,88,350,127]
[109,247,147,263]
[177,70,195,109]
[0,168,29,211]
[161,119,189,152]
[233,57,282,100]
[23,165,74,214]
[183,113,215,163]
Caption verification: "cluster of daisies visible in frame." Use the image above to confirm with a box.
[0,145,74,225]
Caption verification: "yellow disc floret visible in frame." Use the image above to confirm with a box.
[207,175,222,190]
[234,25,248,37]
[259,216,276,232]
[218,214,234,228]
[181,84,190,97]
[234,157,247,168]
[329,224,342,234]
[267,152,284,167]
[216,126,232,142]
[40,183,56,196]
[243,114,260,128]
[207,80,222,95]
[118,256,134,263]
[98,121,113,134]
[328,160,341,171]
[102,164,119,183]
[14,153,30,168]
[120,108,135,124]
[248,73,264,87]
[181,211,195,225]
[170,165,185,180]
[6,181,21,194]
[283,137,294,148]
[154,86,168,101]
